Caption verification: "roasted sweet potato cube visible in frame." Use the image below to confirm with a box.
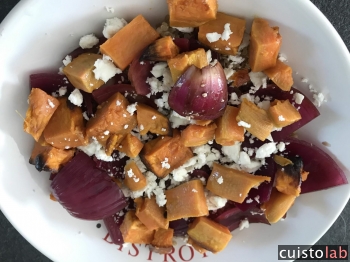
[249,18,282,72]
[135,196,168,230]
[24,88,60,142]
[105,133,125,156]
[100,15,160,70]
[86,92,137,140]
[124,161,147,191]
[120,210,155,244]
[142,36,179,61]
[261,188,296,224]
[119,133,144,158]
[29,141,75,172]
[207,162,271,203]
[137,103,171,136]
[198,12,246,56]
[43,97,86,149]
[231,69,250,87]
[187,238,208,254]
[273,155,293,166]
[194,120,212,126]
[215,106,244,146]
[140,135,193,178]
[268,99,301,128]
[165,180,208,221]
[168,0,218,27]
[168,48,208,82]
[264,60,293,91]
[151,228,174,248]
[63,53,104,93]
[236,98,274,141]
[188,217,232,253]
[181,123,217,147]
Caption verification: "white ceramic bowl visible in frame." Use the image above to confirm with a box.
[0,0,349,261]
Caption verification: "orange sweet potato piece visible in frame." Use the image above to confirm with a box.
[63,53,104,93]
[100,15,160,70]
[264,60,293,91]
[124,161,147,191]
[49,193,57,201]
[140,135,193,178]
[29,141,75,172]
[198,12,246,56]
[105,133,125,156]
[268,99,301,128]
[151,228,174,249]
[215,106,244,146]
[118,133,144,158]
[43,97,86,149]
[24,88,60,142]
[236,98,274,141]
[135,197,168,230]
[142,36,179,61]
[120,210,155,244]
[207,162,271,203]
[137,103,171,136]
[261,188,296,224]
[167,48,208,82]
[249,18,282,72]
[230,68,250,87]
[181,123,217,147]
[187,217,232,253]
[194,120,212,126]
[187,238,208,254]
[86,92,137,141]
[168,0,218,27]
[165,180,208,221]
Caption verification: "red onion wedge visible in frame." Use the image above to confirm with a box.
[282,138,348,194]
[168,63,228,120]
[30,73,74,94]
[51,152,127,220]
[93,155,129,180]
[128,55,153,95]
[103,214,125,245]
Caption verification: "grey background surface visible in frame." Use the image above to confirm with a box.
[0,0,349,261]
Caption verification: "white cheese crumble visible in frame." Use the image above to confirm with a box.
[173,27,194,33]
[217,176,224,184]
[169,111,191,128]
[62,55,72,66]
[255,142,277,159]
[103,17,127,39]
[126,103,138,115]
[93,55,122,82]
[205,191,227,211]
[151,62,168,78]
[249,71,267,89]
[161,158,171,169]
[68,89,83,107]
[206,50,212,64]
[228,55,245,64]
[58,86,67,96]
[116,100,121,106]
[221,23,232,41]
[82,112,89,121]
[206,32,222,43]
[224,68,235,80]
[246,198,253,204]
[105,6,115,13]
[313,92,325,107]
[124,125,129,129]
[229,92,240,105]
[278,115,286,121]
[79,34,99,49]
[239,218,250,230]
[293,93,304,104]
[278,53,287,62]
[301,78,309,83]
[151,115,157,120]
[257,100,270,110]
[222,142,241,163]
[78,140,113,162]
[47,99,55,108]
[237,121,251,128]
[103,130,110,135]
[192,189,198,193]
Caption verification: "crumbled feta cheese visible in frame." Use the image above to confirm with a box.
[192,189,198,193]
[103,17,127,39]
[78,140,113,162]
[126,103,137,115]
[161,158,171,169]
[169,111,191,128]
[173,27,194,33]
[240,160,263,173]
[313,92,325,107]
[206,32,222,43]
[47,99,55,108]
[105,6,114,13]
[278,115,286,121]
[246,198,253,204]
[249,71,267,89]
[151,62,168,78]
[172,167,189,182]
[224,68,235,80]
[68,89,83,107]
[255,142,277,159]
[116,100,121,106]
[217,176,224,184]
[229,92,241,105]
[221,23,232,41]
[58,86,67,96]
[206,191,227,211]
[151,115,157,120]
[277,142,286,152]
[124,125,129,129]
[293,93,304,104]
[79,34,99,49]
[82,111,89,121]
[103,130,110,135]
[240,93,255,103]
[257,100,270,110]
[238,151,251,165]
[62,55,72,66]
[237,121,251,128]
[301,78,309,83]
[239,218,250,230]
[93,55,122,82]
[222,142,241,163]
[278,53,287,62]
[228,55,245,64]
[139,124,144,131]
[206,50,212,64]
[254,195,260,203]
